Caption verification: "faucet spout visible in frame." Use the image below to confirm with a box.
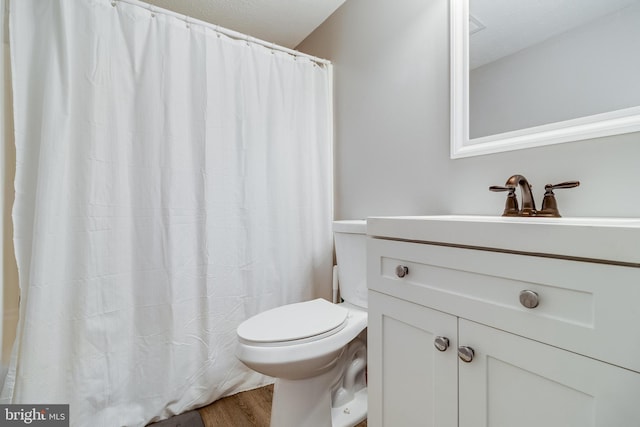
[505,175,536,216]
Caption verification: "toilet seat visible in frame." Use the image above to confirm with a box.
[237,298,348,345]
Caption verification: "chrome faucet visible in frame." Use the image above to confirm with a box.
[490,175,579,217]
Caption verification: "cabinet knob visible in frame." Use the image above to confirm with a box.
[458,346,475,363]
[395,265,409,278]
[434,336,450,352]
[519,290,539,309]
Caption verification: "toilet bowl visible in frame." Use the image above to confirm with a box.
[236,220,368,427]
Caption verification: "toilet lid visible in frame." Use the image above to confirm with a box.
[237,298,348,343]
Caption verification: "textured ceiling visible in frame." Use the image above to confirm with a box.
[142,0,347,49]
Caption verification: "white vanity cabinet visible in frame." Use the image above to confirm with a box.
[368,291,458,426]
[367,230,640,427]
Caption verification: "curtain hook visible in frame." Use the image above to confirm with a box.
[185,15,190,28]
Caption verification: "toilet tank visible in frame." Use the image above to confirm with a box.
[333,220,367,309]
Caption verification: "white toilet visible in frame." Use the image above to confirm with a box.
[236,220,368,427]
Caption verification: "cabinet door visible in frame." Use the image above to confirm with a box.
[459,319,640,427]
[368,291,457,427]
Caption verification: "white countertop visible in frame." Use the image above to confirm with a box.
[367,215,640,266]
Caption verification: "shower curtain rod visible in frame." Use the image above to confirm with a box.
[113,0,332,66]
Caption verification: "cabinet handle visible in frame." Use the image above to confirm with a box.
[395,265,409,278]
[458,346,475,363]
[434,336,450,352]
[519,290,539,309]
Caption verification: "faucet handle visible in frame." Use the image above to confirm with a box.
[538,181,580,217]
[545,181,580,191]
[489,185,519,216]
[489,185,515,193]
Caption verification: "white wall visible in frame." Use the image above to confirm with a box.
[298,0,640,220]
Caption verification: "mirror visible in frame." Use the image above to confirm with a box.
[450,0,640,158]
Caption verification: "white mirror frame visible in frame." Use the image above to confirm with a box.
[450,0,640,159]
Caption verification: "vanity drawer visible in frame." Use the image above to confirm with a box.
[367,237,640,373]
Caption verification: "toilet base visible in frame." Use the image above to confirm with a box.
[269,340,368,427]
[271,374,334,427]
[271,375,368,427]
[331,387,367,427]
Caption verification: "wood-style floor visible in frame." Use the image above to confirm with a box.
[198,385,367,427]
[198,385,273,426]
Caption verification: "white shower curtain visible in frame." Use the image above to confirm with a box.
[3,0,333,425]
